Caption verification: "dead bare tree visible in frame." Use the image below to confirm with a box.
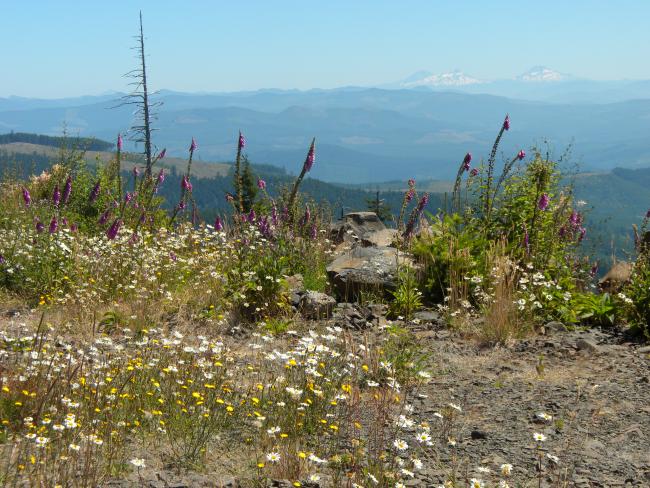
[116,11,161,178]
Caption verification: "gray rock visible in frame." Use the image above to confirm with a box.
[361,228,398,247]
[299,291,337,319]
[544,321,567,334]
[330,212,387,245]
[470,429,488,440]
[637,345,650,354]
[414,310,442,323]
[327,245,410,301]
[576,338,599,354]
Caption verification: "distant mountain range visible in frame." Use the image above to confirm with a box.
[1,70,649,183]
[387,66,650,103]
[395,66,572,88]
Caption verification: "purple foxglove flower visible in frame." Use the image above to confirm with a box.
[157,148,166,159]
[178,201,186,211]
[225,193,235,203]
[139,212,146,224]
[49,216,58,234]
[62,176,72,204]
[248,208,256,223]
[98,209,111,225]
[70,223,78,232]
[106,219,122,240]
[89,181,101,203]
[463,152,472,171]
[517,150,525,160]
[52,185,61,206]
[125,192,133,204]
[117,133,123,151]
[417,193,429,212]
[156,169,166,185]
[503,114,510,131]
[303,141,316,173]
[310,223,317,240]
[646,209,650,219]
[578,227,586,242]
[470,168,479,177]
[257,178,266,190]
[257,216,272,239]
[238,131,245,151]
[538,193,550,211]
[282,206,289,222]
[22,187,31,207]
[405,188,414,202]
[408,178,415,187]
[62,217,68,226]
[36,220,44,233]
[170,252,177,262]
[128,232,139,245]
[569,210,581,227]
[214,216,223,232]
[590,263,599,277]
[559,226,567,238]
[189,137,197,153]
[0,254,4,264]
[133,167,140,178]
[271,205,278,226]
[181,175,192,192]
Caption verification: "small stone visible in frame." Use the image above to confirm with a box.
[544,321,567,333]
[575,338,599,354]
[299,291,337,319]
[637,345,650,354]
[471,429,488,440]
[414,310,442,323]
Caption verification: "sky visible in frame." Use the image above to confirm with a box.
[2,0,650,98]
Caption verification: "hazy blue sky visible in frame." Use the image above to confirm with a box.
[3,0,649,97]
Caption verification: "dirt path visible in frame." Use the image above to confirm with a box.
[410,324,650,487]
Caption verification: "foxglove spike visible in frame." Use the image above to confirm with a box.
[538,193,550,211]
[62,176,72,204]
[49,216,58,234]
[22,187,31,207]
[52,185,61,206]
[303,140,316,173]
[214,216,223,232]
[463,153,472,171]
[89,181,101,203]
[106,219,122,240]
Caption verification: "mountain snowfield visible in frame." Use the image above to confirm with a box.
[397,66,570,88]
[400,70,483,88]
[516,66,570,82]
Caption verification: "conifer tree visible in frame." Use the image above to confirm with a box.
[366,190,393,223]
[240,156,258,213]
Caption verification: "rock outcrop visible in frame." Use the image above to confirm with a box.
[327,212,411,301]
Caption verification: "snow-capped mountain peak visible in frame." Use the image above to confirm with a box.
[401,70,483,88]
[517,66,569,82]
